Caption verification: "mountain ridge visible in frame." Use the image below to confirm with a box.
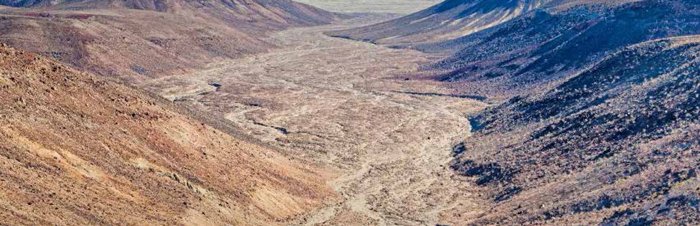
[0,0,341,81]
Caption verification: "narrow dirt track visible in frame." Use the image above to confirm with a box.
[144,17,490,225]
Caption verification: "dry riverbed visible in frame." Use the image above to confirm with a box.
[143,17,490,225]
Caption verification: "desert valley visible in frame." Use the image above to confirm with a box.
[0,0,697,225]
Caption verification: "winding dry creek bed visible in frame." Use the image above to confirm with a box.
[143,17,491,225]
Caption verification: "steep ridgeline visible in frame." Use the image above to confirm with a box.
[428,0,700,98]
[328,0,642,46]
[449,36,699,225]
[328,0,551,45]
[0,44,336,225]
[327,1,700,225]
[329,0,700,99]
[0,0,338,30]
[46,0,339,31]
[0,0,340,82]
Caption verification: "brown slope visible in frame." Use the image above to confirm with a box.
[0,7,270,83]
[46,0,341,31]
[1,0,339,29]
[0,43,337,225]
[0,0,341,81]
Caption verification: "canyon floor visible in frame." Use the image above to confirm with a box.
[143,16,490,225]
[294,0,440,14]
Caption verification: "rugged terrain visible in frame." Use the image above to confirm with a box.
[329,0,642,46]
[323,0,700,225]
[328,0,548,44]
[427,0,700,98]
[143,17,490,225]
[0,44,336,225]
[0,0,698,225]
[450,36,699,225]
[0,0,340,82]
[333,1,700,99]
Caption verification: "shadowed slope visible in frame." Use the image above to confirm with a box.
[328,0,555,44]
[448,36,700,225]
[419,0,700,98]
[327,0,643,48]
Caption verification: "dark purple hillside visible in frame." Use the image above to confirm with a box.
[428,0,700,97]
[450,36,699,225]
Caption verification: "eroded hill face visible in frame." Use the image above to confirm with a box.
[328,0,642,45]
[447,37,700,225]
[328,0,547,44]
[325,1,699,225]
[42,0,340,30]
[0,44,336,225]
[428,0,700,98]
[0,0,340,82]
[328,1,699,100]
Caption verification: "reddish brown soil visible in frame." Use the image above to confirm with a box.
[0,44,338,225]
[0,0,341,83]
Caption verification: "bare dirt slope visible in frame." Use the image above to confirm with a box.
[0,44,336,225]
[143,17,490,225]
[0,0,340,82]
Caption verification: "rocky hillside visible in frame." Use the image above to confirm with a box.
[0,44,336,225]
[0,0,340,82]
[328,0,640,45]
[329,0,700,99]
[44,0,340,30]
[447,36,699,225]
[327,0,549,44]
[427,0,700,98]
[1,0,338,29]
[328,0,700,224]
